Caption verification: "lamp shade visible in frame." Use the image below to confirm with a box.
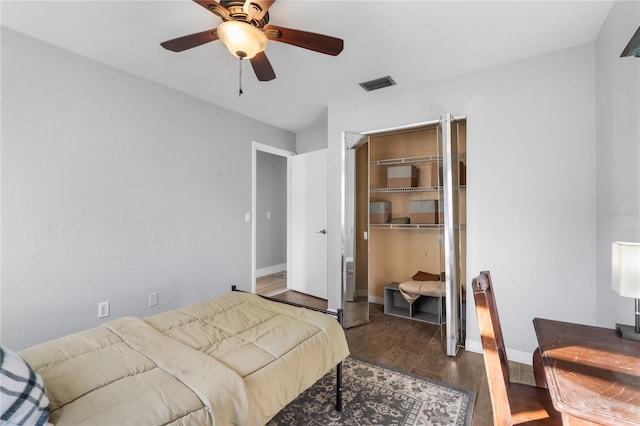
[217,21,267,59]
[621,26,640,57]
[611,241,640,298]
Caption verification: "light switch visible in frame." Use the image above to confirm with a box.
[266,212,271,220]
[149,292,158,307]
[244,212,251,223]
[98,301,110,318]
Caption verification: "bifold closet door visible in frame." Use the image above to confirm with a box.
[439,113,464,356]
[342,132,370,328]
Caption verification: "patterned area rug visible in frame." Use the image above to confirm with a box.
[267,357,476,426]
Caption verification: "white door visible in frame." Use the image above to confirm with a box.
[290,149,327,299]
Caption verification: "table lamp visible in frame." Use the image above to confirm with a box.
[611,241,640,341]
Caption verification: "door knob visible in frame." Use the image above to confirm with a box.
[316,229,327,234]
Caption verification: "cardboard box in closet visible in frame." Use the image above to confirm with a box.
[438,161,466,186]
[409,200,441,224]
[387,166,418,188]
[424,162,440,188]
[370,201,391,224]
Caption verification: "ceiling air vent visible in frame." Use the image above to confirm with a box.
[359,76,396,92]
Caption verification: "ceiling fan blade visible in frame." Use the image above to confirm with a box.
[264,25,343,56]
[250,51,276,81]
[243,0,275,20]
[161,28,219,52]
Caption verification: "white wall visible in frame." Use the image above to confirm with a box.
[296,127,328,154]
[594,0,640,328]
[1,28,295,350]
[327,44,598,362]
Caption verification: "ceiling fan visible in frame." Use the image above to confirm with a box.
[160,0,344,82]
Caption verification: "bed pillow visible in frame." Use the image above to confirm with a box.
[0,346,50,426]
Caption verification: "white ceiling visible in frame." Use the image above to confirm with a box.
[2,0,614,133]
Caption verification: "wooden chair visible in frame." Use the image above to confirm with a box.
[532,347,548,389]
[472,271,561,425]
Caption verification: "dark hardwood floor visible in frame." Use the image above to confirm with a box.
[270,290,536,426]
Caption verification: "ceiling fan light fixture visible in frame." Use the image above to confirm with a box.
[217,20,268,59]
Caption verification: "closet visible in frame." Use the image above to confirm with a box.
[343,114,466,356]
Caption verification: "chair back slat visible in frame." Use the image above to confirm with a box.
[472,271,512,425]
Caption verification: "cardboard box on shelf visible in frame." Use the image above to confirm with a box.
[370,201,391,224]
[409,200,441,224]
[387,165,418,188]
[424,162,440,188]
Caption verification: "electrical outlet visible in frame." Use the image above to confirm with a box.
[148,292,158,307]
[98,301,110,318]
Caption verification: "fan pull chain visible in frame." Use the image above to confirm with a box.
[238,58,244,97]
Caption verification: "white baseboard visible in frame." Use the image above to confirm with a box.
[256,264,286,278]
[465,339,532,365]
[507,348,533,365]
[369,295,384,305]
[464,339,483,355]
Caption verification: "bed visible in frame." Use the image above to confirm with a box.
[10,290,350,425]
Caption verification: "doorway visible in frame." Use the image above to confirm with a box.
[251,142,295,295]
[251,143,329,304]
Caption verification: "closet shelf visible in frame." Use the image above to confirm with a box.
[370,185,466,193]
[370,223,466,230]
[371,223,442,230]
[370,152,466,167]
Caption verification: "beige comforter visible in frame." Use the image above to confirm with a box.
[19,292,350,425]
